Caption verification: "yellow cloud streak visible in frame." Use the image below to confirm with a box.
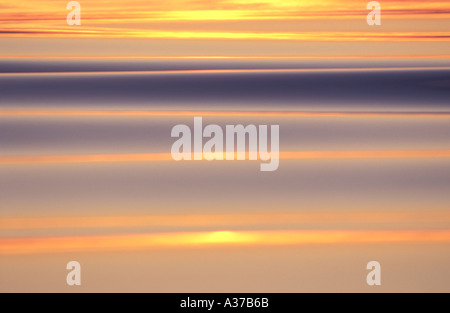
[2,29,449,41]
[2,0,450,43]
[3,0,450,22]
[1,230,450,255]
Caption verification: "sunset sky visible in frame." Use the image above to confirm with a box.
[1,0,450,56]
[1,1,450,292]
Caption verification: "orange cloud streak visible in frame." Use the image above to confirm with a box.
[1,67,450,76]
[1,230,450,255]
[2,212,450,230]
[2,29,450,41]
[0,150,449,165]
[2,56,450,59]
[0,110,449,118]
[1,1,450,41]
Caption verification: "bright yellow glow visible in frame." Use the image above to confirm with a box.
[201,231,257,244]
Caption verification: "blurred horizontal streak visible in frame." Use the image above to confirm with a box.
[1,30,450,41]
[2,212,450,230]
[1,66,450,76]
[0,153,171,164]
[2,230,450,255]
[2,56,450,59]
[281,150,450,160]
[1,110,450,118]
[1,150,450,165]
[3,7,450,22]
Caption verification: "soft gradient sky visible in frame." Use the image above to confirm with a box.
[1,0,450,292]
